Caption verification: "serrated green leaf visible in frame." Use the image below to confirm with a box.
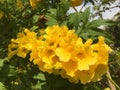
[79,29,113,43]
[48,8,57,16]
[81,7,90,24]
[68,12,82,29]
[57,1,70,17]
[88,29,106,36]
[86,19,114,29]
[87,29,113,43]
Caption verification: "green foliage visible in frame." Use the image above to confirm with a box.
[0,0,120,90]
[46,1,70,26]
[67,7,113,43]
[68,12,82,29]
[81,7,90,25]
[0,82,7,90]
[106,13,120,47]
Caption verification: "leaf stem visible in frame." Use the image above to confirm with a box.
[106,70,120,90]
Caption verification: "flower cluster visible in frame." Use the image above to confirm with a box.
[8,25,111,84]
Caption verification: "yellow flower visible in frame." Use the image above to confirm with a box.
[8,25,111,84]
[70,0,83,7]
[29,0,41,8]
[17,0,23,9]
[55,48,71,62]
[8,29,37,59]
[92,64,108,82]
[92,36,112,65]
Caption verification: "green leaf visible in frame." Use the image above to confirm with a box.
[8,65,18,77]
[33,15,39,24]
[0,82,7,90]
[81,7,90,24]
[48,8,57,16]
[0,58,8,70]
[68,12,82,29]
[86,19,114,29]
[33,73,46,81]
[75,27,82,35]
[0,59,4,70]
[88,29,106,36]
[46,15,58,26]
[30,26,39,31]
[79,32,91,40]
[79,28,112,43]
[57,1,70,18]
[32,81,46,90]
[61,21,67,26]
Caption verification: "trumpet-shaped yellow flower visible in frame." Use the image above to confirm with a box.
[8,29,37,59]
[8,25,111,84]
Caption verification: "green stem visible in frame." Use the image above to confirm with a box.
[106,70,120,90]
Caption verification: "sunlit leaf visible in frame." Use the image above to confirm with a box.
[33,73,46,81]
[0,82,7,90]
[0,58,8,70]
[33,15,39,24]
[0,59,4,70]
[8,65,18,76]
